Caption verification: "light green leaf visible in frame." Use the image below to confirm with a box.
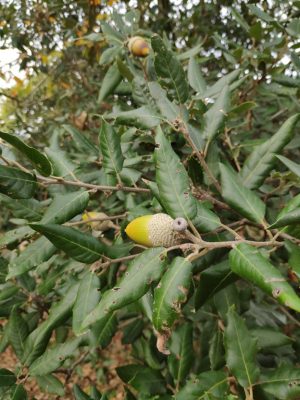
[0,226,34,249]
[247,4,274,22]
[63,125,98,155]
[239,114,300,189]
[29,336,83,376]
[155,127,197,220]
[230,7,250,32]
[41,190,89,224]
[151,35,189,104]
[0,194,42,221]
[192,201,221,233]
[176,370,229,399]
[110,105,162,129]
[153,257,193,331]
[45,147,76,178]
[0,131,52,176]
[220,163,266,223]
[0,165,37,199]
[148,82,180,122]
[7,237,56,278]
[30,224,107,264]
[73,271,101,336]
[188,57,207,94]
[82,248,165,330]
[36,375,65,396]
[98,63,122,103]
[224,307,259,388]
[229,243,300,312]
[201,70,240,99]
[269,208,300,229]
[99,120,124,178]
[203,85,230,143]
[276,154,300,178]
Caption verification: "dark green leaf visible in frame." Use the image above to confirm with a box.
[220,163,266,223]
[239,114,300,189]
[73,384,92,400]
[0,131,52,176]
[82,248,165,330]
[259,364,300,399]
[0,194,42,221]
[192,201,221,233]
[153,257,193,331]
[63,125,98,155]
[195,260,237,309]
[209,328,225,370]
[111,106,162,129]
[0,369,16,387]
[224,307,259,388]
[155,127,197,220]
[176,370,229,399]
[30,224,107,263]
[229,244,300,312]
[9,384,28,400]
[276,154,300,178]
[250,328,292,349]
[151,35,189,103]
[0,165,37,199]
[29,336,82,375]
[117,364,166,395]
[269,208,300,229]
[8,307,29,360]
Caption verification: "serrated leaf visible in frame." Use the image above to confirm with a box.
[98,63,122,103]
[229,243,300,312]
[73,270,101,335]
[0,131,52,176]
[276,154,300,178]
[36,375,65,396]
[30,224,107,263]
[110,106,162,129]
[23,283,79,366]
[0,369,16,387]
[168,324,193,385]
[153,257,193,331]
[82,248,165,330]
[99,120,124,178]
[195,260,237,309]
[192,201,221,233]
[148,82,180,122]
[117,364,166,395]
[0,165,37,199]
[220,163,265,223]
[8,237,56,278]
[203,85,230,143]
[41,190,89,225]
[8,307,29,360]
[155,127,197,220]
[188,57,207,94]
[29,336,82,375]
[63,125,98,155]
[224,307,259,388]
[176,370,229,399]
[239,114,300,189]
[151,35,189,104]
[259,364,300,399]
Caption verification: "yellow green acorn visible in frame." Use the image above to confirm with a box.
[125,213,188,247]
[127,36,150,57]
[82,211,113,231]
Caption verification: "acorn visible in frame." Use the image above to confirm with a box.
[127,36,150,57]
[82,211,113,232]
[125,213,188,247]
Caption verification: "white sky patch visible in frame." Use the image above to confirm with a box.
[0,48,26,89]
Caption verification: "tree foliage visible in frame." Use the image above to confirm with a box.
[0,1,300,399]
